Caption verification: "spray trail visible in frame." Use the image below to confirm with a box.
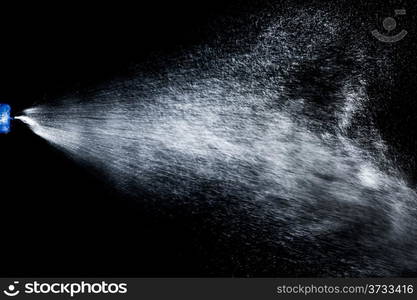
[17,7,417,276]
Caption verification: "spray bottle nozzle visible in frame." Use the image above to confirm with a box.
[0,104,12,134]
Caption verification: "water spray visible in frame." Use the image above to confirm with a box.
[11,6,417,276]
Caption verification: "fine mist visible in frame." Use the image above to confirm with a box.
[17,6,417,276]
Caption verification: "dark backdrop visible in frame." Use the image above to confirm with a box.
[0,0,416,277]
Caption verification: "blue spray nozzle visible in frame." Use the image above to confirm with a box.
[0,104,12,134]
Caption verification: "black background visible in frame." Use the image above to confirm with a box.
[0,0,416,277]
